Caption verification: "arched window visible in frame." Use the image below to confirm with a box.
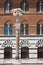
[37,0,43,12]
[4,24,13,35]
[20,24,28,35]
[20,0,29,11]
[37,24,43,35]
[4,0,12,13]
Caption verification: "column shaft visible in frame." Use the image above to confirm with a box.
[15,29,19,59]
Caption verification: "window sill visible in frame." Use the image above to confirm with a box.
[21,12,43,15]
[0,13,13,16]
[0,34,43,37]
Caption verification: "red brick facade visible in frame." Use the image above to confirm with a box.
[0,0,43,35]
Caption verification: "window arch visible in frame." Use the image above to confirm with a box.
[37,20,43,35]
[37,0,43,12]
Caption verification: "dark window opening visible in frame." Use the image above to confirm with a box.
[37,24,43,35]
[42,24,43,34]
[20,0,29,11]
[37,24,40,34]
[20,24,24,34]
[4,47,12,59]
[25,24,28,34]
[21,47,29,58]
[9,24,13,35]
[37,1,43,12]
[38,47,43,58]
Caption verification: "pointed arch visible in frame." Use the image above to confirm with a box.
[21,19,29,24]
[37,19,43,25]
[4,20,13,25]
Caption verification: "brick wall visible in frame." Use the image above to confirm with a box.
[0,0,39,14]
[0,0,43,35]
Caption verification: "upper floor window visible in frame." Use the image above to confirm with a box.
[20,24,28,35]
[37,24,43,35]
[4,24,13,35]
[20,0,29,12]
[37,0,43,12]
[4,0,12,13]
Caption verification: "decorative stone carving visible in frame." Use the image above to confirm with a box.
[36,39,43,47]
[19,39,30,47]
[12,8,23,16]
[2,39,14,47]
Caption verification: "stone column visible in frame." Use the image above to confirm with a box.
[15,29,19,59]
[14,10,20,59]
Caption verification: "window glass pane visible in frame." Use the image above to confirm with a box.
[4,25,8,35]
[37,24,40,34]
[9,24,13,35]
[41,2,43,11]
[20,24,24,34]
[42,24,43,34]
[25,24,28,34]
